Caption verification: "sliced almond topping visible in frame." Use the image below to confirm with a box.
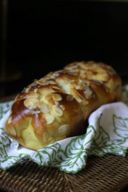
[60,104,65,111]
[53,104,63,117]
[45,114,55,124]
[24,97,38,109]
[34,88,37,93]
[55,107,63,116]
[52,94,62,101]
[25,87,30,93]
[58,124,70,135]
[84,87,93,99]
[40,103,50,113]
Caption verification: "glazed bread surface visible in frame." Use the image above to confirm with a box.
[5,61,122,150]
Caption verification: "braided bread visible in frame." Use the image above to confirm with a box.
[5,61,122,150]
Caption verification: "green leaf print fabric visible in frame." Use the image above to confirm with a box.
[0,85,128,173]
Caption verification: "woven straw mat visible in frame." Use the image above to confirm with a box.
[0,155,128,192]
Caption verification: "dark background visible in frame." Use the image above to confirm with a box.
[1,0,128,97]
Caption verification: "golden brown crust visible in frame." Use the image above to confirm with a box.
[5,61,122,150]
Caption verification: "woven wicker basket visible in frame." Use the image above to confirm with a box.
[0,155,128,192]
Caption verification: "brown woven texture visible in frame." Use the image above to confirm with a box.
[0,155,128,192]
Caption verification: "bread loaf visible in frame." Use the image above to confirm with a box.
[5,61,122,150]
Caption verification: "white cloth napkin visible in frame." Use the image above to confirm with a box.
[0,85,128,173]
